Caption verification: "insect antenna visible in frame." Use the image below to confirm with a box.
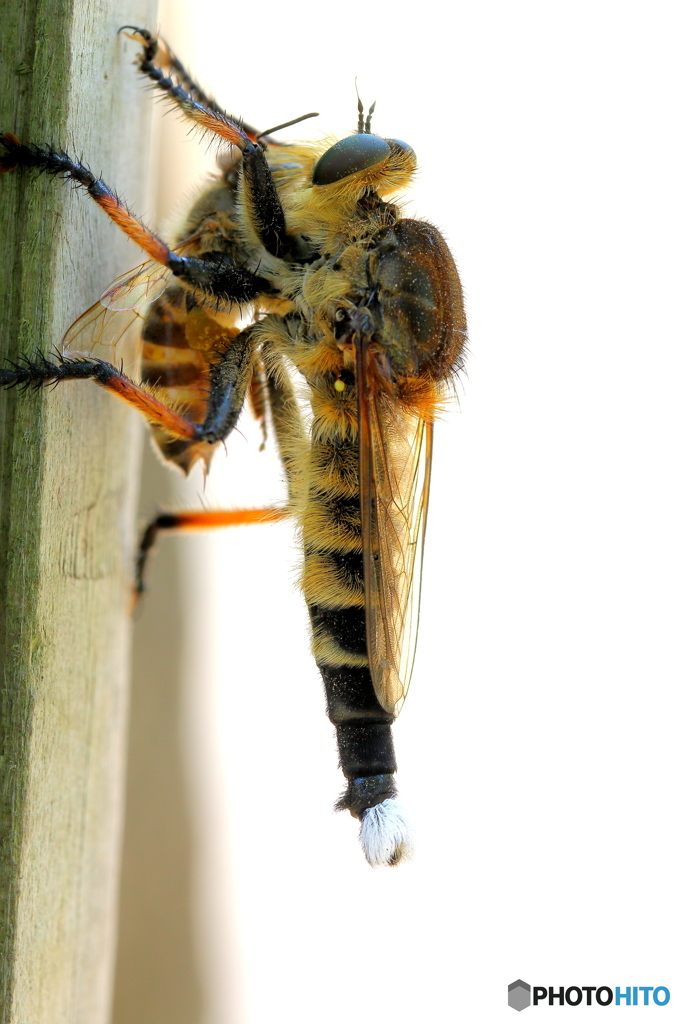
[355,81,377,133]
[256,111,319,141]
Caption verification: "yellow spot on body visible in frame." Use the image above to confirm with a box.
[334,378,345,392]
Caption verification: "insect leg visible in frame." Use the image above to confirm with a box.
[118,33,292,258]
[134,336,296,594]
[119,26,260,139]
[0,133,169,264]
[0,134,269,301]
[135,506,289,598]
[197,323,260,442]
[118,30,251,149]
[1,322,257,443]
[0,354,202,440]
[248,360,268,449]
[261,343,306,502]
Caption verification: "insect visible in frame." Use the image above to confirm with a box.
[0,27,466,866]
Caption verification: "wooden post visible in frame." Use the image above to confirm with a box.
[0,3,157,1022]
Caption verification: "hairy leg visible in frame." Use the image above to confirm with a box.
[1,321,258,443]
[0,133,272,297]
[118,28,293,258]
[119,26,260,138]
[135,506,290,598]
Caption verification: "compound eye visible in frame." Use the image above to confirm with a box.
[312,135,391,186]
[387,138,416,161]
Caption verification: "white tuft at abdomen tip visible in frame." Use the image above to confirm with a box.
[359,798,414,867]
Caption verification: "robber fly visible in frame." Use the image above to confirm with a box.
[0,27,466,866]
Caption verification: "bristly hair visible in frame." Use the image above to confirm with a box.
[359,798,414,866]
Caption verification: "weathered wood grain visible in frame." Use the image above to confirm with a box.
[0,2,157,1021]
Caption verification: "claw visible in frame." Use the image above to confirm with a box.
[118,25,153,43]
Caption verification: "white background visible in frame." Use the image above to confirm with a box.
[146,1,682,1020]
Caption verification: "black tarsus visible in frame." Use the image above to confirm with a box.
[0,353,116,390]
[118,25,260,138]
[1,135,271,303]
[120,27,294,259]
[0,134,99,190]
[118,24,156,57]
[135,512,179,598]
[0,323,258,449]
[129,43,240,141]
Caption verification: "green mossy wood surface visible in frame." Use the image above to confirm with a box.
[0,2,157,1021]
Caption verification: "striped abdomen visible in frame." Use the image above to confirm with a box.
[140,287,239,473]
[302,420,398,818]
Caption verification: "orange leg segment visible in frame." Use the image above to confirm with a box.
[0,132,172,266]
[118,27,292,259]
[135,506,290,600]
[123,29,259,140]
[120,27,251,150]
[0,352,200,440]
[100,369,198,439]
[0,134,268,298]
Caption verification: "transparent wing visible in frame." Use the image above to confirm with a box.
[61,260,172,371]
[100,260,171,311]
[61,300,144,357]
[357,342,434,717]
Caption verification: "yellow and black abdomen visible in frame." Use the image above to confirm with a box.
[140,286,241,473]
[301,413,398,818]
[139,159,260,474]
